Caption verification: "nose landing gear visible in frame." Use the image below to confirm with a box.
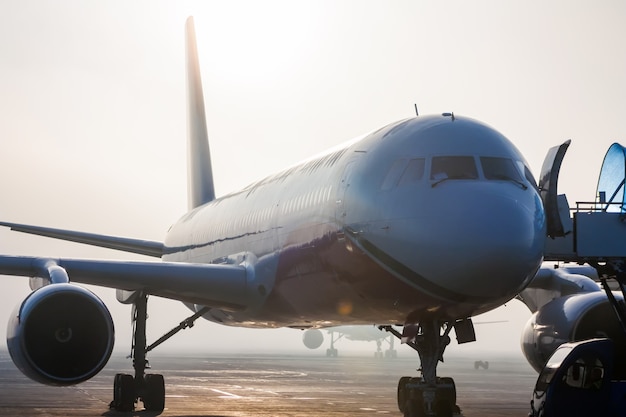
[381,319,468,417]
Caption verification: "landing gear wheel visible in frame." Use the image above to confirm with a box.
[434,400,453,417]
[397,376,411,413]
[405,398,424,417]
[143,373,165,412]
[112,373,135,411]
[112,294,206,412]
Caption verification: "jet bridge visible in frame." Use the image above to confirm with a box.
[543,142,626,264]
[541,141,626,334]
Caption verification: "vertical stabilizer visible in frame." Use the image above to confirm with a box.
[185,17,216,209]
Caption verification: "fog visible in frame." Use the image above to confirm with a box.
[1,1,625,360]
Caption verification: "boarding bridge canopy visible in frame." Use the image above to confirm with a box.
[545,142,626,262]
[597,143,626,213]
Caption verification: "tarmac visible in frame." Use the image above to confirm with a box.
[0,350,537,416]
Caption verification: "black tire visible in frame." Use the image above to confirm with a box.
[434,400,453,417]
[438,377,457,405]
[405,398,424,417]
[143,374,165,412]
[397,376,411,412]
[113,373,135,412]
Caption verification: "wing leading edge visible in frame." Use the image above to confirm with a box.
[0,254,249,310]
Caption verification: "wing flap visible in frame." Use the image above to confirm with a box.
[0,255,248,310]
[0,222,164,258]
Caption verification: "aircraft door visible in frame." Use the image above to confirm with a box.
[336,160,357,223]
[539,140,571,238]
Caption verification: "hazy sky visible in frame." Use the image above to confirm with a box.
[1,1,625,359]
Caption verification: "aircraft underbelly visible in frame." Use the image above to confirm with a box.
[214,225,497,327]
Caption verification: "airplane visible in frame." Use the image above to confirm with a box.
[302,325,398,358]
[2,16,626,417]
[301,321,507,358]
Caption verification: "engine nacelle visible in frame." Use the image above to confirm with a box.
[521,291,626,374]
[302,329,324,349]
[7,283,115,386]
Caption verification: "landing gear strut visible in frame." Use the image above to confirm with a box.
[109,293,208,412]
[593,261,626,336]
[110,293,164,412]
[325,329,343,357]
[381,321,461,417]
[375,334,397,358]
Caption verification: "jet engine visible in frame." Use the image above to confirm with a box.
[521,291,626,374]
[302,328,324,349]
[6,283,115,386]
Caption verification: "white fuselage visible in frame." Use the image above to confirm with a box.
[163,115,545,328]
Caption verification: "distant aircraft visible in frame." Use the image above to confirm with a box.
[301,321,507,358]
[302,325,398,358]
[1,16,625,417]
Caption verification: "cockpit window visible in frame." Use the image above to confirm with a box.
[398,158,425,185]
[482,157,528,189]
[381,159,408,190]
[516,161,538,188]
[430,156,478,181]
[381,158,426,190]
[481,157,523,181]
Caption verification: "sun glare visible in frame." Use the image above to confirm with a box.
[192,3,324,86]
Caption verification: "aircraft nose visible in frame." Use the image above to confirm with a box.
[365,184,545,303]
[419,186,544,300]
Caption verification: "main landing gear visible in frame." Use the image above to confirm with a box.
[109,293,208,412]
[326,329,342,357]
[375,333,397,359]
[381,320,471,417]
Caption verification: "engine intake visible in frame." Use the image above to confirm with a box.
[7,283,115,386]
[521,291,626,376]
[302,329,324,349]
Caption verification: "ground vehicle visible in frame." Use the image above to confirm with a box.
[530,338,626,417]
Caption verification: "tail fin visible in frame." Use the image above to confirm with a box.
[185,16,216,209]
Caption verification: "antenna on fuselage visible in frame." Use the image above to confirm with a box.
[442,112,455,121]
[414,104,419,116]
[185,16,216,209]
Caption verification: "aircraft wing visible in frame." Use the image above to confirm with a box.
[330,325,388,341]
[0,255,249,310]
[0,221,163,258]
[516,265,601,313]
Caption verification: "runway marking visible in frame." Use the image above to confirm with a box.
[176,384,214,389]
[210,388,242,398]
[359,408,390,414]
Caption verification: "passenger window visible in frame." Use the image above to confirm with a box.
[398,158,425,185]
[430,156,478,181]
[481,157,524,182]
[381,159,408,190]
